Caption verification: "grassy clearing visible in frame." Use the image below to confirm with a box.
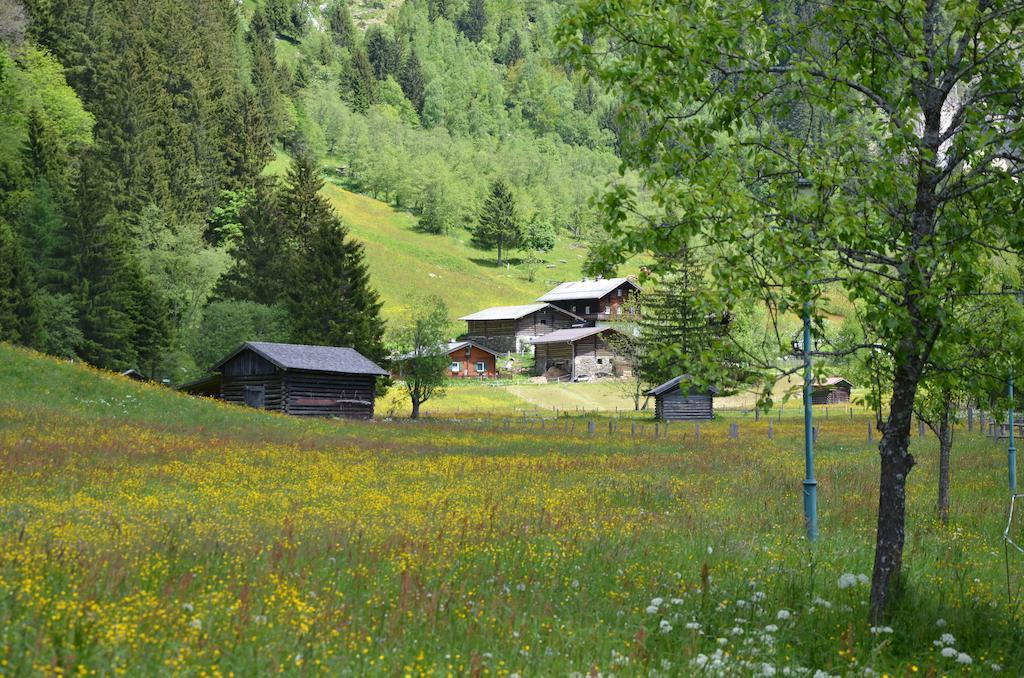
[2,343,1022,675]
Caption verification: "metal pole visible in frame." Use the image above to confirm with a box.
[1010,374,1017,493]
[802,305,818,541]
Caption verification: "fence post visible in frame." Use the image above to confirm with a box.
[695,422,701,441]
[849,407,853,420]
[608,420,613,436]
[967,407,974,433]
[729,422,738,439]
[768,418,774,440]
[755,408,761,422]
[868,421,874,444]
[812,426,818,444]
[664,421,670,437]
[918,419,925,438]
[631,421,637,439]
[588,420,595,437]
[655,422,660,438]
[504,418,510,431]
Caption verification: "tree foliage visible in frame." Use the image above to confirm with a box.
[389,295,451,419]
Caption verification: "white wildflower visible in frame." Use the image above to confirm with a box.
[571,579,580,589]
[752,591,766,602]
[939,633,956,646]
[857,574,869,585]
[940,647,957,658]
[294,654,303,666]
[990,663,1002,672]
[776,609,792,620]
[716,637,728,646]
[650,597,663,606]
[516,583,526,591]
[685,622,702,630]
[693,654,709,668]
[812,596,833,608]
[708,546,714,554]
[670,598,684,605]
[935,617,947,627]
[253,614,267,624]
[182,602,194,613]
[189,618,202,630]
[730,626,744,635]
[646,605,659,614]
[868,626,893,635]
[764,624,779,633]
[761,664,776,676]
[956,653,972,665]
[659,619,673,634]
[838,573,858,589]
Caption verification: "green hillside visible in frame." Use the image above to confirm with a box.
[322,182,604,321]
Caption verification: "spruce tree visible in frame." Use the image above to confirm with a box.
[472,178,521,266]
[365,27,400,81]
[279,150,336,252]
[325,0,356,49]
[502,32,524,65]
[636,245,717,386]
[399,51,426,116]
[345,47,378,113]
[216,177,288,304]
[247,8,284,138]
[21,108,67,190]
[457,0,487,42]
[222,86,274,188]
[0,218,41,346]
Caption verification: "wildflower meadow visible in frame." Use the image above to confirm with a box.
[1,344,1022,675]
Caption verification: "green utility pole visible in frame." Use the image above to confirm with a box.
[1010,375,1017,493]
[803,304,818,541]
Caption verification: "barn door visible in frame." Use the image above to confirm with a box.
[244,385,265,409]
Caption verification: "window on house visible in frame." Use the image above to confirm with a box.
[597,358,604,365]
[540,319,547,325]
[465,346,472,357]
[585,305,591,315]
[617,288,623,297]
[450,361,460,372]
[572,305,577,313]
[604,306,610,315]
[475,361,486,373]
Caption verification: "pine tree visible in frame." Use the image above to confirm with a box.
[21,108,67,189]
[325,0,356,49]
[344,47,378,113]
[472,178,521,266]
[457,0,487,42]
[216,177,288,304]
[0,218,41,346]
[502,32,524,65]
[365,27,400,80]
[399,51,426,115]
[427,0,448,22]
[221,86,274,188]
[247,8,285,138]
[636,245,718,386]
[279,150,336,252]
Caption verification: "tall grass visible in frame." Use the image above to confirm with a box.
[0,344,1021,674]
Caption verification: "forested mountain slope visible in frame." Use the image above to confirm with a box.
[0,0,629,383]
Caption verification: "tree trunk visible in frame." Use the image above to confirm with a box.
[869,368,918,622]
[937,398,952,526]
[410,397,420,419]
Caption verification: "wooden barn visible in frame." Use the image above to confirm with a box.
[648,375,718,421]
[211,341,388,419]
[537,276,641,325]
[460,303,584,353]
[812,377,853,405]
[530,326,628,381]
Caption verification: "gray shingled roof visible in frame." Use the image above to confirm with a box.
[537,277,640,302]
[528,326,624,344]
[391,340,501,362]
[214,342,389,376]
[458,303,582,322]
[647,375,720,397]
[814,377,853,388]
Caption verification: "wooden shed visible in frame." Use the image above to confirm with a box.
[211,341,388,419]
[812,377,853,405]
[647,375,718,421]
[529,326,628,381]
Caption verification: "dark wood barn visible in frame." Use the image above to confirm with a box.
[460,303,583,353]
[211,342,388,419]
[648,375,718,421]
[536,276,641,325]
[812,377,853,405]
[530,326,628,381]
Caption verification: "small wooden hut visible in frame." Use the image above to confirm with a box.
[811,377,853,405]
[648,375,718,421]
[211,341,388,419]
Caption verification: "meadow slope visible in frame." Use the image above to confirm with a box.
[1,344,1022,675]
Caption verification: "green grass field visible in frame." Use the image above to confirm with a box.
[2,342,1023,675]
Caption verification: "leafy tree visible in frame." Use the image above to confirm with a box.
[456,0,487,43]
[389,295,451,419]
[0,217,40,345]
[472,178,520,266]
[561,0,1024,620]
[325,0,356,49]
[417,181,456,234]
[216,178,288,304]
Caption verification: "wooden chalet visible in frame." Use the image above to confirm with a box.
[211,341,388,419]
[536,276,641,325]
[812,377,853,405]
[647,375,718,421]
[445,340,500,378]
[529,326,628,381]
[459,303,583,353]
